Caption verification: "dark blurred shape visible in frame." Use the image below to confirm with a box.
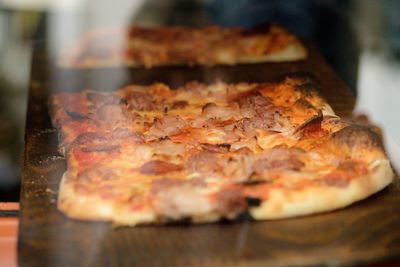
[383,0,400,59]
[207,0,359,93]
[0,7,41,201]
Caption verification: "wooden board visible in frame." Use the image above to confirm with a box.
[18,43,400,267]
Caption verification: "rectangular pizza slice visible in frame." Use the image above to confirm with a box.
[49,74,393,226]
[58,24,307,68]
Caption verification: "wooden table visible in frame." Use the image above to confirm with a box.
[18,44,400,267]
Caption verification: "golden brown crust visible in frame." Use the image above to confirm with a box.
[250,159,393,220]
[58,173,157,225]
[331,125,386,157]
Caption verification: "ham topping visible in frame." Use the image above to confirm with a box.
[151,178,212,219]
[200,143,230,153]
[139,160,183,175]
[238,93,280,130]
[97,104,127,124]
[81,145,119,153]
[238,92,272,117]
[187,150,254,181]
[253,147,305,177]
[214,186,247,219]
[78,166,118,182]
[150,178,183,193]
[86,92,120,106]
[148,115,187,138]
[151,177,206,194]
[151,178,246,219]
[171,100,189,109]
[201,102,239,120]
[187,151,221,176]
[74,132,109,146]
[72,132,121,153]
[125,90,158,111]
[112,128,144,142]
[223,152,255,182]
[153,139,186,156]
[233,118,255,137]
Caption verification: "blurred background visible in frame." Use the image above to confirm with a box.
[0,0,399,201]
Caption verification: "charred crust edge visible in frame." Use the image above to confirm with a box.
[331,124,384,151]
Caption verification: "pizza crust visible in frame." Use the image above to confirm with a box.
[59,159,393,224]
[58,172,225,226]
[58,172,158,225]
[250,159,393,220]
[238,43,307,63]
[59,44,307,68]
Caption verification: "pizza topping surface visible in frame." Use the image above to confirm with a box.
[200,143,231,153]
[125,90,158,111]
[50,76,393,226]
[97,104,128,124]
[86,92,120,106]
[253,147,305,176]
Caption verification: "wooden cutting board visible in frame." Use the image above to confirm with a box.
[18,43,400,267]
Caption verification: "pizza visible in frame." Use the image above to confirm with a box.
[49,74,393,226]
[58,24,307,68]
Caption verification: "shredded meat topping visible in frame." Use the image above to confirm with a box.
[97,104,127,124]
[74,132,109,146]
[201,103,238,120]
[187,151,222,176]
[238,93,279,130]
[150,177,212,219]
[187,150,254,181]
[224,152,255,182]
[151,177,206,194]
[238,92,272,116]
[125,91,158,111]
[200,143,231,153]
[153,139,186,156]
[171,100,189,109]
[151,178,183,193]
[112,128,143,142]
[148,115,187,138]
[233,118,256,137]
[152,186,212,219]
[86,92,120,106]
[78,166,117,182]
[139,160,183,175]
[214,186,247,219]
[253,147,305,177]
[81,145,120,153]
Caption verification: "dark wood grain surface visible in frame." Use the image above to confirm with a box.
[18,44,400,267]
